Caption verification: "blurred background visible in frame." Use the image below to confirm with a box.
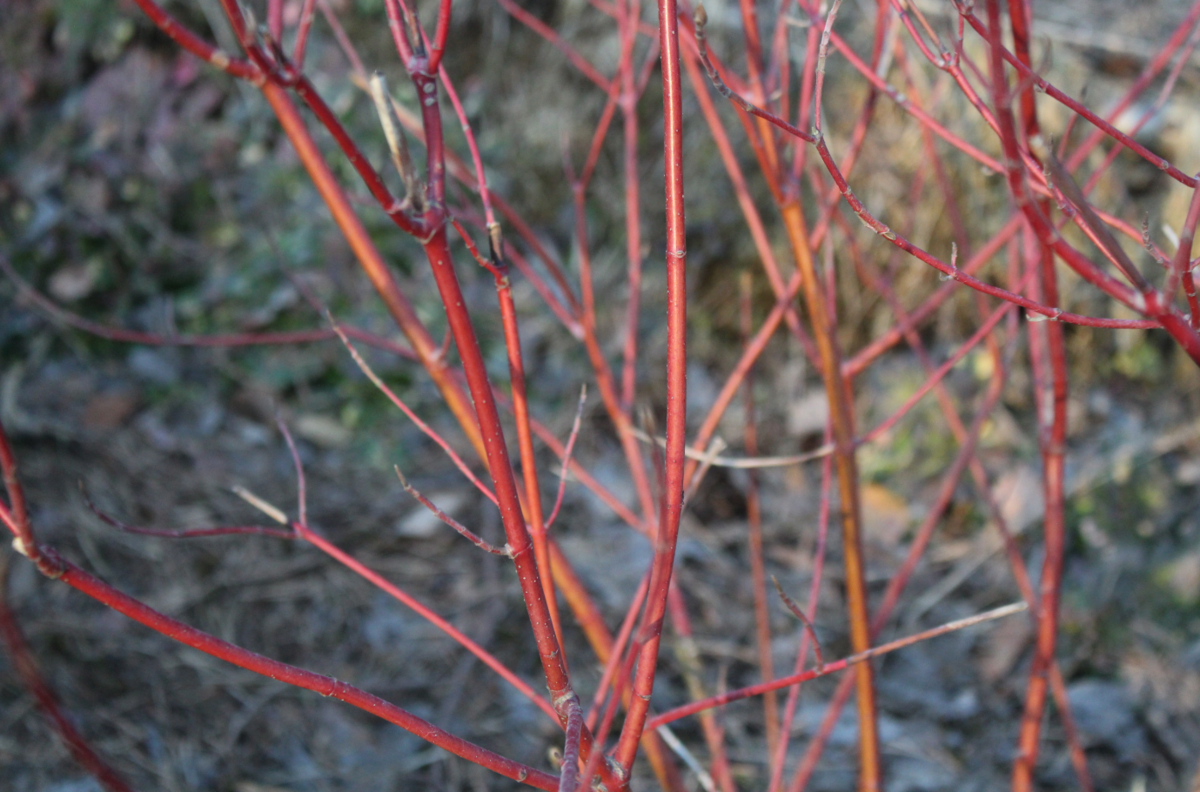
[2,0,1200,789]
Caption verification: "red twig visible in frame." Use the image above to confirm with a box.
[545,388,588,531]
[771,576,824,671]
[0,420,34,562]
[740,273,779,757]
[395,467,510,556]
[0,558,134,792]
[972,6,1087,783]
[277,416,308,528]
[768,437,833,792]
[83,493,296,541]
[958,1,1200,190]
[495,0,612,91]
[50,553,559,790]
[1,255,419,360]
[649,602,1028,728]
[426,0,454,74]
[267,0,284,44]
[1172,178,1200,329]
[610,0,689,776]
[125,0,261,81]
[557,698,584,792]
[330,322,498,505]
[291,0,318,68]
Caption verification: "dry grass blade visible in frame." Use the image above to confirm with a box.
[369,70,423,211]
[629,427,833,469]
[231,485,289,526]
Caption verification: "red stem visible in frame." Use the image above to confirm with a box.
[650,602,1027,729]
[0,421,32,557]
[483,232,565,649]
[619,1,646,412]
[291,75,417,231]
[1170,177,1200,327]
[959,3,1200,190]
[292,0,318,67]
[417,227,577,706]
[569,185,658,525]
[979,4,1070,786]
[2,253,418,360]
[125,0,262,81]
[427,0,453,74]
[267,0,284,44]
[402,53,607,770]
[740,272,779,758]
[47,552,559,790]
[611,0,689,774]
[766,440,832,792]
[0,560,134,792]
[495,0,612,91]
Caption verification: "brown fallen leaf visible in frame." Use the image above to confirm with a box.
[82,390,139,430]
[861,483,910,546]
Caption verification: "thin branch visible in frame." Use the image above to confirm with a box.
[52,556,560,790]
[545,387,588,531]
[276,417,309,528]
[395,467,510,556]
[629,427,833,469]
[0,557,134,792]
[83,485,296,541]
[648,602,1028,728]
[329,319,498,505]
[771,576,824,670]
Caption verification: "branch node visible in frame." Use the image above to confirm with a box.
[11,536,32,559]
[939,245,959,281]
[1026,308,1062,323]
